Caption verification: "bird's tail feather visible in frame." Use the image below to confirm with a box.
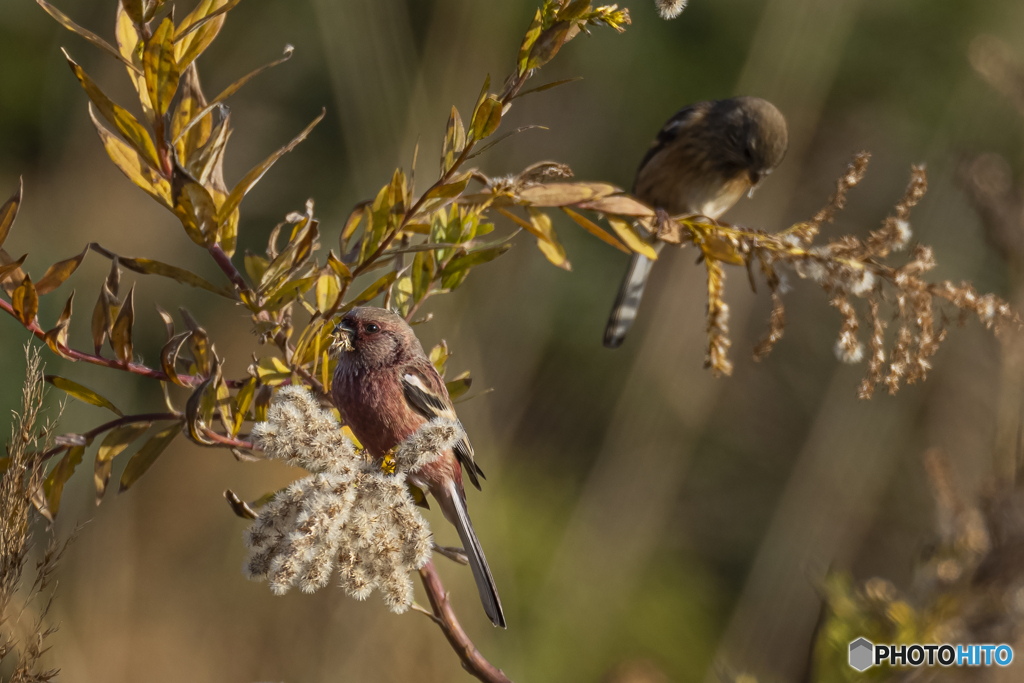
[439,480,506,628]
[604,242,665,348]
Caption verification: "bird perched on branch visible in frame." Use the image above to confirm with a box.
[604,96,789,348]
[330,306,504,628]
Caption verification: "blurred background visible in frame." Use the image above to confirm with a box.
[2,0,1024,681]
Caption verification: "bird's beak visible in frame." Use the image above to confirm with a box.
[330,320,356,354]
[747,169,767,198]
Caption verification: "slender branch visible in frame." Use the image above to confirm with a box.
[0,298,203,386]
[417,561,512,683]
[200,428,253,450]
[41,412,181,462]
[207,243,253,299]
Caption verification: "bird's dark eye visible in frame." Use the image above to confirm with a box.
[365,323,380,334]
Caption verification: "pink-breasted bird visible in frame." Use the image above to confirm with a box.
[604,96,789,348]
[330,306,504,628]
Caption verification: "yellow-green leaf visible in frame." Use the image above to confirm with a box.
[232,376,257,436]
[95,421,152,503]
[341,270,402,311]
[36,246,88,295]
[445,370,472,400]
[119,422,183,492]
[562,207,629,253]
[429,340,449,377]
[471,96,502,140]
[218,109,325,223]
[36,0,141,74]
[606,215,659,260]
[112,253,234,298]
[315,272,340,313]
[411,250,434,303]
[0,178,21,252]
[46,375,123,416]
[526,207,570,270]
[441,106,467,174]
[144,18,180,116]
[88,105,172,208]
[254,356,290,386]
[64,51,161,171]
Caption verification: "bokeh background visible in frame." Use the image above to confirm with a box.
[2,0,1024,681]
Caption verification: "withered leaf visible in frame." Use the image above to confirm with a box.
[12,275,38,326]
[110,285,135,364]
[95,421,152,504]
[43,291,75,360]
[0,252,28,293]
[119,421,183,492]
[36,0,141,73]
[36,246,88,295]
[0,178,22,251]
[46,375,123,416]
[161,331,192,386]
[519,182,617,207]
[232,376,258,436]
[575,195,655,217]
[44,445,85,519]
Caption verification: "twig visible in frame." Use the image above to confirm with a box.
[417,561,512,683]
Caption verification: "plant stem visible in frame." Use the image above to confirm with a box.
[417,561,513,683]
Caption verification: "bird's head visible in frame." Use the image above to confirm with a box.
[733,95,786,187]
[330,307,423,369]
[720,96,789,189]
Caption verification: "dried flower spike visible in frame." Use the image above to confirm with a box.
[243,387,464,613]
[655,0,688,19]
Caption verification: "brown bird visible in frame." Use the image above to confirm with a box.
[330,306,504,628]
[604,96,789,348]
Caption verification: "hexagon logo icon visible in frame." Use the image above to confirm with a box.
[849,638,874,672]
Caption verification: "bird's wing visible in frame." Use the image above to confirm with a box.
[633,101,711,188]
[401,363,485,489]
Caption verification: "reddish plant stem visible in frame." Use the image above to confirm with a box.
[418,561,512,683]
[0,298,204,385]
[41,412,181,463]
[207,243,253,298]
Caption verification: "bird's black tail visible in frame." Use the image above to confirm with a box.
[440,480,505,628]
[604,242,665,348]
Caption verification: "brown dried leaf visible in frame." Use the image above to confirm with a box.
[95,421,152,504]
[161,331,192,386]
[44,445,85,519]
[110,285,135,364]
[12,275,38,326]
[44,291,75,360]
[519,182,617,207]
[119,422,183,492]
[0,178,22,251]
[36,246,88,295]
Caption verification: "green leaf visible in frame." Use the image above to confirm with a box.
[144,18,180,116]
[119,422,183,492]
[44,445,85,519]
[411,250,434,303]
[441,106,467,174]
[36,0,141,74]
[513,77,583,100]
[64,51,161,172]
[46,375,123,416]
[471,96,503,140]
[440,242,513,290]
[445,370,472,400]
[341,270,403,311]
[218,109,325,223]
[95,421,152,503]
[0,178,22,252]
